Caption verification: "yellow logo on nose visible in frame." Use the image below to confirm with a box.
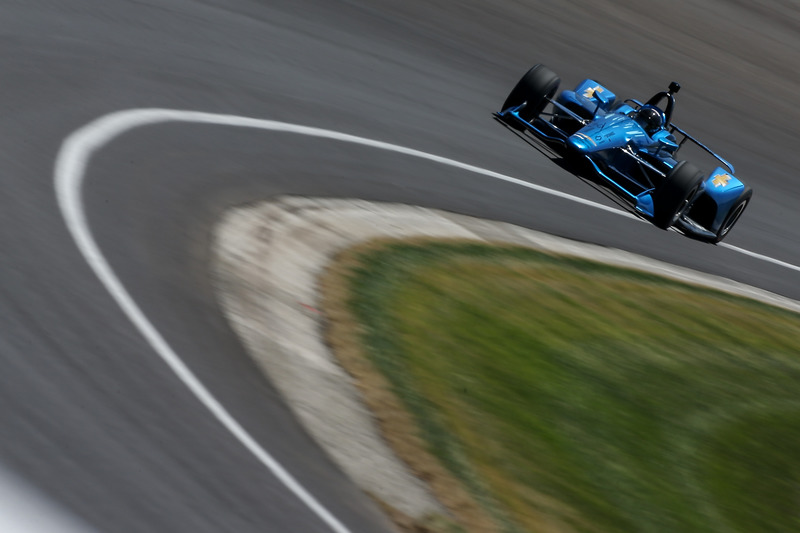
[582,86,603,99]
[712,174,732,187]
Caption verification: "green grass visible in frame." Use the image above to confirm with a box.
[339,240,800,533]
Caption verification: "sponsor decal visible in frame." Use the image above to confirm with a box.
[712,173,733,188]
[582,85,604,99]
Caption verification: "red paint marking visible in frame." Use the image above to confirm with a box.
[299,302,320,314]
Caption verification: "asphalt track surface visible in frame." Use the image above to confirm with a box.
[3,1,800,531]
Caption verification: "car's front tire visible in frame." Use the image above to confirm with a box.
[501,64,560,128]
[711,187,752,243]
[653,161,704,229]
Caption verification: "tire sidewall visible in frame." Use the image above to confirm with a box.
[713,188,752,243]
[502,64,560,122]
[653,161,704,229]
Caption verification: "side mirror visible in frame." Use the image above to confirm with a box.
[656,136,679,154]
[591,91,604,116]
[659,137,678,148]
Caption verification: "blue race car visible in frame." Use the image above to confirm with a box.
[495,64,752,243]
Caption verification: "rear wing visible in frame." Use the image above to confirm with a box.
[626,99,735,174]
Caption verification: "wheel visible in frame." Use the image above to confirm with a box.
[501,64,560,128]
[711,187,752,243]
[652,160,704,229]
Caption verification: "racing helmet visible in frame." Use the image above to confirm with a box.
[635,105,665,134]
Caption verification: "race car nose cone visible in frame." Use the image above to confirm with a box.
[567,133,594,154]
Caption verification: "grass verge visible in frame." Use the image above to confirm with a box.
[321,239,800,533]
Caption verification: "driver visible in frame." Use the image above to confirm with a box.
[634,105,666,135]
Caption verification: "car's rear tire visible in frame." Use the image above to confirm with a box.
[501,64,560,128]
[711,187,752,243]
[652,161,704,229]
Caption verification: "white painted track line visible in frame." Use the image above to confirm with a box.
[0,465,96,533]
[55,110,357,533]
[720,242,800,273]
[53,109,800,533]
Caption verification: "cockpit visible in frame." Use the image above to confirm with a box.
[643,81,681,127]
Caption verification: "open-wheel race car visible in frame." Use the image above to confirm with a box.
[495,64,752,243]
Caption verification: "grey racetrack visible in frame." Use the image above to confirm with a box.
[2,1,799,531]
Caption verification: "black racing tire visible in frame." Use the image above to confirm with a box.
[652,160,704,229]
[501,64,560,127]
[712,187,752,243]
